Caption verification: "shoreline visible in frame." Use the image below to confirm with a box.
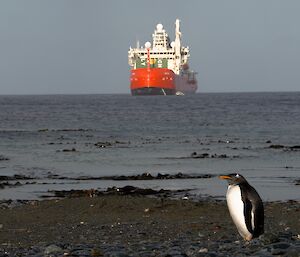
[1,172,299,202]
[0,193,299,256]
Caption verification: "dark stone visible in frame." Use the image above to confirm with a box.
[284,246,300,257]
[62,148,76,152]
[191,152,198,157]
[260,233,281,245]
[68,172,213,181]
[94,141,113,148]
[41,185,191,199]
[269,144,285,149]
[106,186,166,196]
[290,145,300,150]
[270,242,291,250]
[157,173,169,179]
[174,172,184,178]
[139,173,154,180]
[268,144,300,151]
[49,189,99,198]
[191,152,210,158]
[0,174,35,181]
[0,155,9,161]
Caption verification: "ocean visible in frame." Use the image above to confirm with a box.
[0,92,299,201]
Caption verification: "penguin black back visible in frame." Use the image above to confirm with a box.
[239,181,264,238]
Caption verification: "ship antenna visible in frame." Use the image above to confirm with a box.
[145,41,151,70]
[174,19,182,75]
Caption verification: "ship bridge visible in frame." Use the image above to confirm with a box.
[152,23,171,49]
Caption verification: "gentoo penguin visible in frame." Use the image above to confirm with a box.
[219,173,264,241]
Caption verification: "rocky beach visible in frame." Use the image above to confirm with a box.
[0,190,299,257]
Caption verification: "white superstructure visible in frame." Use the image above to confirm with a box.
[128,19,190,75]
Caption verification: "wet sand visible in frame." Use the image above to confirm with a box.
[0,195,299,256]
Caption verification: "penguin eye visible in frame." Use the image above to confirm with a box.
[235,174,240,178]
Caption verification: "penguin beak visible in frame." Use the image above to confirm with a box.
[219,175,232,180]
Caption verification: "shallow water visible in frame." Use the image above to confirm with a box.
[0,92,299,200]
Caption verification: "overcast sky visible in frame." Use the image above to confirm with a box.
[0,0,299,94]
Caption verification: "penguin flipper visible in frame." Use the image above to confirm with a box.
[253,202,264,237]
[247,186,264,237]
[243,198,254,234]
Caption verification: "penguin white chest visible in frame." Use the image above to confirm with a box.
[226,185,253,240]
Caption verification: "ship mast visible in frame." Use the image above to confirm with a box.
[174,19,181,75]
[145,41,151,70]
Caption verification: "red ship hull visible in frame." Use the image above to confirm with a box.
[130,68,176,95]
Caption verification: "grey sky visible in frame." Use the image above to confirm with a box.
[0,0,299,94]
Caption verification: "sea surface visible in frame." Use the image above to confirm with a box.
[0,92,299,201]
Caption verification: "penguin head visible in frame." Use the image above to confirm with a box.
[219,173,248,185]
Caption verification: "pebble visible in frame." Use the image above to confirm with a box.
[198,247,208,253]
[44,244,63,256]
[1,233,299,257]
[268,242,290,255]
[91,248,103,256]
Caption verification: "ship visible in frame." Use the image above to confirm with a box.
[128,19,198,96]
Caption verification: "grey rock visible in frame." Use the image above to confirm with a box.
[271,248,287,255]
[251,248,271,256]
[199,252,218,257]
[164,254,188,257]
[270,242,291,250]
[269,242,291,255]
[104,253,130,257]
[284,246,300,257]
[69,248,92,256]
[185,245,200,256]
[44,244,63,256]
[132,251,156,257]
[260,233,281,245]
